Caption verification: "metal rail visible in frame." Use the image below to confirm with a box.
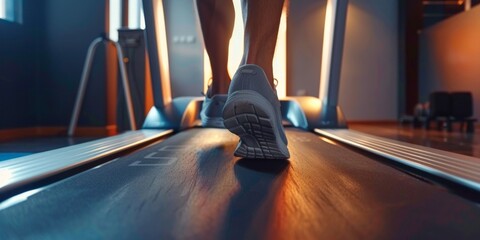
[316,129,480,192]
[68,37,137,136]
[0,129,172,196]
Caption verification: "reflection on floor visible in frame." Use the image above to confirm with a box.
[3,128,479,238]
[0,137,97,161]
[350,123,480,158]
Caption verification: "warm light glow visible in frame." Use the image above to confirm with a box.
[227,0,245,79]
[319,0,337,103]
[464,0,471,10]
[303,97,323,111]
[0,0,6,19]
[154,0,172,103]
[144,53,154,114]
[273,4,288,98]
[423,0,465,5]
[203,49,211,93]
[0,168,12,187]
[204,0,287,97]
[319,136,338,145]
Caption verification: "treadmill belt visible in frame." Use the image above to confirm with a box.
[1,128,479,239]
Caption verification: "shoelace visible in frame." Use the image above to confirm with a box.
[273,78,279,95]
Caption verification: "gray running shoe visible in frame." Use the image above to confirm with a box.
[222,64,290,159]
[201,93,228,128]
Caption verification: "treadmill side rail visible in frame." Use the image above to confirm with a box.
[142,97,203,131]
[316,129,480,192]
[0,130,173,197]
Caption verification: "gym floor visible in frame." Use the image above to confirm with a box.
[350,123,480,158]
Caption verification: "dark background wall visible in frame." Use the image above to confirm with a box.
[339,0,398,121]
[0,0,403,132]
[36,0,107,127]
[420,5,480,119]
[0,0,108,130]
[164,0,204,98]
[288,0,399,121]
[287,0,326,97]
[0,0,42,129]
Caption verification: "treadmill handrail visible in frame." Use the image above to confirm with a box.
[68,37,137,137]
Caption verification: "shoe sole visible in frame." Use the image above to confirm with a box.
[223,90,290,159]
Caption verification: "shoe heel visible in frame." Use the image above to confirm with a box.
[223,91,290,159]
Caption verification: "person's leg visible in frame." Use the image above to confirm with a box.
[223,0,289,159]
[197,0,234,128]
[240,0,285,87]
[196,0,234,95]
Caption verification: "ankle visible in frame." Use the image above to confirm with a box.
[209,78,230,96]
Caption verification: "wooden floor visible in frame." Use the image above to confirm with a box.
[1,128,480,239]
[350,123,480,158]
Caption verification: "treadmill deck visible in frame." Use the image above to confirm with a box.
[1,128,479,239]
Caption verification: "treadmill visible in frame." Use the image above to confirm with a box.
[1,0,480,239]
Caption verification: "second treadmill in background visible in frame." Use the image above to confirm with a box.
[117,29,152,131]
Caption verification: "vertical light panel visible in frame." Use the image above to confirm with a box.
[204,0,287,97]
[0,0,23,23]
[317,0,348,128]
[128,0,141,28]
[153,0,172,103]
[128,0,146,29]
[140,6,146,29]
[319,0,337,103]
[227,0,245,78]
[0,0,5,19]
[273,5,288,98]
[109,0,122,41]
[203,49,211,93]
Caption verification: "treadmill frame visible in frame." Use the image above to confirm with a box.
[141,0,349,131]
